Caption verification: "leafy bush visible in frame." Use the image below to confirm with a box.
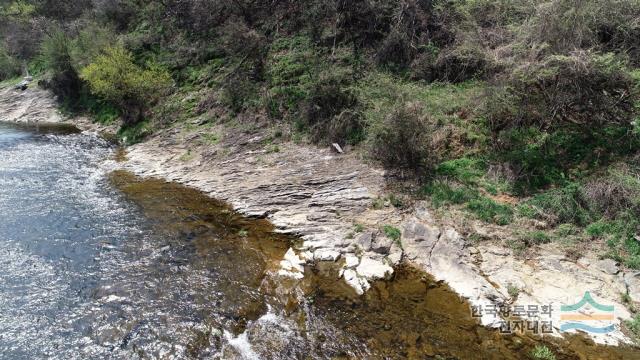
[584,165,640,219]
[369,102,438,173]
[38,30,84,101]
[526,0,640,59]
[586,212,640,268]
[221,71,260,114]
[487,51,639,190]
[410,40,489,83]
[0,46,21,80]
[493,51,636,131]
[303,74,364,145]
[376,30,412,71]
[81,45,172,125]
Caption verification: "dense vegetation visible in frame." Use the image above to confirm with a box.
[2,0,640,267]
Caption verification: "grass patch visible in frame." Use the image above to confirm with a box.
[523,183,592,226]
[383,225,402,244]
[624,314,640,339]
[522,231,552,246]
[422,181,479,207]
[466,197,513,225]
[506,283,520,299]
[435,157,486,185]
[199,133,220,145]
[529,345,556,360]
[422,180,513,225]
[353,72,483,130]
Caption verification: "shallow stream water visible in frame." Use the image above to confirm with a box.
[0,121,637,359]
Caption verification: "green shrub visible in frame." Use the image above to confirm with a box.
[506,283,520,298]
[383,225,401,243]
[522,231,552,246]
[529,345,556,360]
[81,45,172,125]
[584,165,640,219]
[527,0,640,58]
[517,204,539,219]
[303,74,364,145]
[487,51,639,190]
[0,46,21,81]
[376,30,412,71]
[38,30,84,101]
[430,39,490,83]
[466,197,513,225]
[624,314,640,338]
[117,119,151,145]
[525,183,592,226]
[221,71,260,114]
[586,212,640,269]
[369,102,437,173]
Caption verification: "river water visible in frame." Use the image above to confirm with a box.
[0,121,637,359]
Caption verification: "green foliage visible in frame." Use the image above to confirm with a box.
[522,231,552,246]
[117,119,151,145]
[585,212,640,269]
[487,51,639,191]
[506,283,520,298]
[0,1,36,17]
[267,36,316,115]
[466,197,513,225]
[0,46,21,81]
[524,183,592,226]
[71,24,116,70]
[368,102,437,173]
[436,158,487,185]
[422,181,479,207]
[423,179,512,225]
[624,314,640,339]
[69,92,120,124]
[529,345,556,360]
[81,45,172,124]
[383,225,401,243]
[40,30,74,73]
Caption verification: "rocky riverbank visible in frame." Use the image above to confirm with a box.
[2,85,639,347]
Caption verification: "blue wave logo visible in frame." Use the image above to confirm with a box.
[559,292,615,334]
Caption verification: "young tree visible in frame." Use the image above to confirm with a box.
[80,45,172,125]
